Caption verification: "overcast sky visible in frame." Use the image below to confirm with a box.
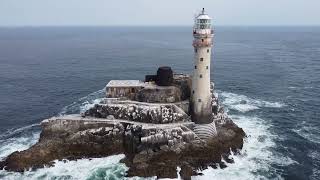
[1,0,319,26]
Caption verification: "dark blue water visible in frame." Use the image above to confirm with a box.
[0,26,319,179]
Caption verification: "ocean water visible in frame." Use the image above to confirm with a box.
[0,26,319,180]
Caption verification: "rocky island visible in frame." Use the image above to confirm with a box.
[0,9,245,179]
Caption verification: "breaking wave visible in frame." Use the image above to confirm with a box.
[0,126,141,180]
[288,86,314,90]
[0,123,40,140]
[0,125,40,161]
[59,88,105,116]
[0,155,127,180]
[218,91,285,113]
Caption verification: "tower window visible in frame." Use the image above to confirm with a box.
[206,66,208,69]
[195,48,197,53]
[192,90,195,94]
[195,65,197,69]
[207,49,210,53]
[201,39,204,42]
[198,99,201,102]
[200,74,203,78]
[200,58,203,62]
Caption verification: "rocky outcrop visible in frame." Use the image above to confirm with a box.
[0,77,246,179]
[0,118,126,172]
[124,118,245,179]
[0,116,245,179]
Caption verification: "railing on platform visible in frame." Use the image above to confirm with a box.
[193,29,214,36]
[192,39,213,47]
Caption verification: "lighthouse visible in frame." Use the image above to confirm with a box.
[191,8,214,124]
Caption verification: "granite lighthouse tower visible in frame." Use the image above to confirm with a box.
[191,8,214,124]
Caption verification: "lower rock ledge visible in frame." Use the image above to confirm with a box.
[0,115,245,179]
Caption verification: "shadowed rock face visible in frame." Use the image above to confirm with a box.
[124,118,245,179]
[0,120,126,172]
[0,117,245,179]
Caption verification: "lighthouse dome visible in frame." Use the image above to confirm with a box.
[196,8,212,20]
[196,14,211,20]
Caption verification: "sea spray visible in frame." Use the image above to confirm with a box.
[219,91,285,113]
[0,155,127,180]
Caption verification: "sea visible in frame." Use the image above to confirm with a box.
[0,26,319,180]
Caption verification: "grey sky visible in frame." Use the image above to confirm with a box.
[1,0,319,26]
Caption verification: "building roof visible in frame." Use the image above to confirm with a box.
[196,8,211,20]
[106,80,144,88]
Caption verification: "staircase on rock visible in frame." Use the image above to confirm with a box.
[193,121,217,140]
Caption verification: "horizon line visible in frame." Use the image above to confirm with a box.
[1,25,320,28]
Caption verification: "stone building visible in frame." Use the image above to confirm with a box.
[105,67,191,104]
[106,80,143,100]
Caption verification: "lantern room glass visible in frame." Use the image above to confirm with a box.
[196,19,211,29]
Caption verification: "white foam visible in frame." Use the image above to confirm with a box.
[293,121,320,144]
[0,131,40,161]
[0,155,127,180]
[193,115,296,180]
[80,98,105,114]
[219,91,284,113]
[231,104,260,113]
[288,86,314,90]
[308,150,320,180]
[0,127,138,180]
[59,88,105,116]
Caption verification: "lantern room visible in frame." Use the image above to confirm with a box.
[193,8,213,36]
[195,8,211,30]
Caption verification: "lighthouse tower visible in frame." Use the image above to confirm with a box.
[191,8,214,124]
